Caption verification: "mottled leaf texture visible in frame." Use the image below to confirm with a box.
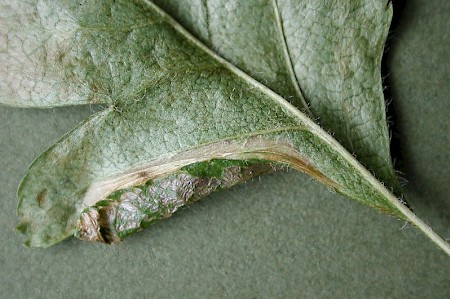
[0,0,448,253]
[152,0,400,194]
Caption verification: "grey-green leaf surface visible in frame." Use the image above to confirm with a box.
[1,0,448,252]
[151,0,400,195]
[0,0,401,195]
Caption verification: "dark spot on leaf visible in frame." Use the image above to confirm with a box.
[36,189,48,207]
[138,171,149,178]
[16,221,30,234]
[89,82,99,93]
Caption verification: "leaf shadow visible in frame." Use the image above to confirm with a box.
[382,0,450,226]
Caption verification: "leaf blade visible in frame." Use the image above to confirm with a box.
[151,0,401,194]
[11,0,407,247]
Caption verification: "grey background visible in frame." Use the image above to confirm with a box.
[1,1,449,298]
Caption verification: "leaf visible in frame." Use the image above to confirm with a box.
[152,0,401,194]
[0,0,449,253]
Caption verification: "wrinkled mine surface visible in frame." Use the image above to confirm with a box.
[76,161,277,243]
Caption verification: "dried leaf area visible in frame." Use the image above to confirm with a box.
[77,161,276,243]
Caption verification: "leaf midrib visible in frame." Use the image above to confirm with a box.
[101,0,406,229]
[141,0,374,186]
[141,0,311,124]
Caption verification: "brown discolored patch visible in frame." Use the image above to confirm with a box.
[76,205,122,244]
[36,189,48,207]
[76,209,104,243]
[137,171,150,179]
[98,205,121,244]
[89,82,100,93]
[236,151,338,191]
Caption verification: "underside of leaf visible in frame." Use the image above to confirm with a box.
[151,0,401,195]
[1,0,449,254]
